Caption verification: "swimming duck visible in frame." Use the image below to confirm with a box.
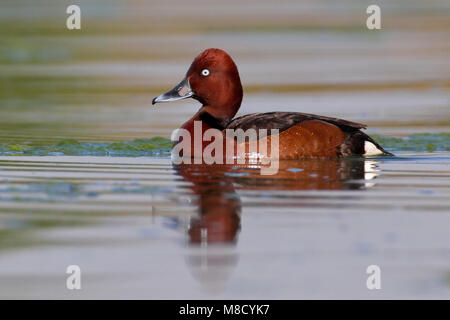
[152,48,392,159]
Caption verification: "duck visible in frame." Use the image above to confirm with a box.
[152,48,392,159]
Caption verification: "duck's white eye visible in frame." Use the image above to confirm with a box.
[201,69,210,76]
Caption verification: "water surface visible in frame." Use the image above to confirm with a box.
[0,152,449,299]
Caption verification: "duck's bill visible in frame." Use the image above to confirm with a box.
[152,78,193,105]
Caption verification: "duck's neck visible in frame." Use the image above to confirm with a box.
[180,107,230,142]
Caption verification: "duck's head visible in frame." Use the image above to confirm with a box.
[152,48,243,123]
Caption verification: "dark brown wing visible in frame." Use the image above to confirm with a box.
[225,112,366,133]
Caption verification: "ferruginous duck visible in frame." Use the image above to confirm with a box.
[152,48,392,159]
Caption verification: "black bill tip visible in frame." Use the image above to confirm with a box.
[151,78,193,106]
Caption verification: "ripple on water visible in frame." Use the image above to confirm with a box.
[0,142,449,299]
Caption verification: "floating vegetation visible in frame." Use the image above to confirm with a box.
[0,137,172,156]
[0,133,448,157]
[370,133,450,153]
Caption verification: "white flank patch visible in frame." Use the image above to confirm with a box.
[364,141,384,156]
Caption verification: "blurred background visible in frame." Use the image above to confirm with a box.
[1,0,449,145]
[0,0,450,299]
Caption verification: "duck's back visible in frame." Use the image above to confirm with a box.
[225,112,391,158]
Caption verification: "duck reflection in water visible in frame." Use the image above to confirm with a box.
[173,158,380,292]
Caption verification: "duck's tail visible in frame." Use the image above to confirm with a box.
[364,134,394,156]
[340,131,394,156]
